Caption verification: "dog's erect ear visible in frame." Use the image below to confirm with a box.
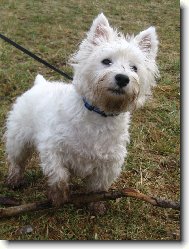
[69,13,114,64]
[87,13,114,45]
[134,27,158,59]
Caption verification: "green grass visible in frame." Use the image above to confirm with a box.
[0,0,180,240]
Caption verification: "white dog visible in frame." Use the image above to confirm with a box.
[5,13,159,206]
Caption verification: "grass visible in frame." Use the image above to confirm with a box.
[0,0,180,240]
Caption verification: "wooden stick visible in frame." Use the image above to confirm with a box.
[0,196,20,206]
[0,188,180,218]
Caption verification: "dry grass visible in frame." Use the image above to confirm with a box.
[0,0,180,240]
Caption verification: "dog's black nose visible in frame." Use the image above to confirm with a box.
[115,74,130,88]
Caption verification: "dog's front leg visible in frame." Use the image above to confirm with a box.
[40,151,70,207]
[85,164,122,215]
[85,164,121,193]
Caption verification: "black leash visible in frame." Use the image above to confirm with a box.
[0,33,73,80]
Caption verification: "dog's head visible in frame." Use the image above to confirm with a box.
[70,13,159,114]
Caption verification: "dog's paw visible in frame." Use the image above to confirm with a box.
[48,182,70,208]
[88,201,108,215]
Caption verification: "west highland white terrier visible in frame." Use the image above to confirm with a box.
[5,13,159,206]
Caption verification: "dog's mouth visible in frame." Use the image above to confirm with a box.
[108,88,125,95]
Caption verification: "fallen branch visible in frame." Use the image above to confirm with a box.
[0,188,180,218]
[0,196,20,206]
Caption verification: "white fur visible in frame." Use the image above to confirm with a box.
[5,13,159,205]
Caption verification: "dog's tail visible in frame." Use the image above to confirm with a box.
[34,74,46,85]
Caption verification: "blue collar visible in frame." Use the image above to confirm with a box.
[83,98,119,118]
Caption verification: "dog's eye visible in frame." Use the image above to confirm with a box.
[130,65,137,72]
[101,59,112,66]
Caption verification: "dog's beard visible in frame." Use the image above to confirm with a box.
[74,73,140,114]
[92,83,139,114]
[85,73,140,113]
